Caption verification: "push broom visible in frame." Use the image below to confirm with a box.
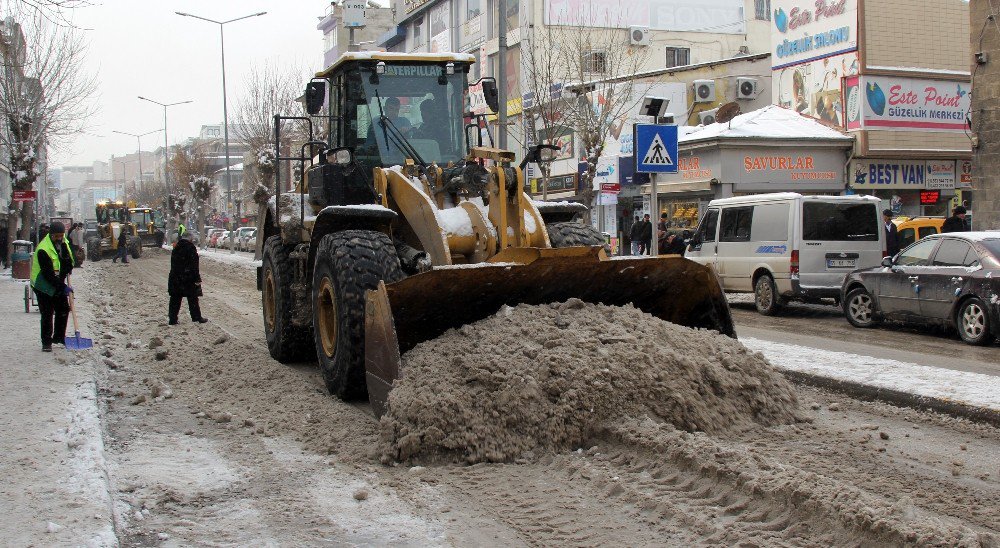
[65,278,92,351]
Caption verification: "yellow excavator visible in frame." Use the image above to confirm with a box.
[87,200,142,261]
[256,52,733,417]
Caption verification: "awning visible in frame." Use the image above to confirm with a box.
[640,180,713,195]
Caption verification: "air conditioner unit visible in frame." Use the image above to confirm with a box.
[693,79,716,103]
[699,109,719,125]
[736,77,759,100]
[629,26,650,46]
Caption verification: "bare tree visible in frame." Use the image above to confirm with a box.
[521,5,649,223]
[232,61,310,204]
[9,0,93,28]
[0,13,96,253]
[168,145,212,241]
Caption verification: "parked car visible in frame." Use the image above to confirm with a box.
[245,228,257,253]
[239,228,257,252]
[842,232,1000,345]
[230,227,255,250]
[687,193,885,315]
[208,229,226,247]
[894,217,945,249]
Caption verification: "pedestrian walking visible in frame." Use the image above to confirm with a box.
[113,231,130,264]
[657,213,670,254]
[883,209,900,257]
[0,218,8,269]
[628,216,642,255]
[942,206,970,233]
[639,214,653,255]
[30,221,74,352]
[168,231,208,325]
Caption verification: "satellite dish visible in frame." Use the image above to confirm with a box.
[716,102,741,125]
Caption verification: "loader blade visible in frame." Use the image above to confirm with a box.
[364,246,734,418]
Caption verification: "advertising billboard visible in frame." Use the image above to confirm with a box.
[847,75,971,133]
[774,52,859,126]
[771,0,858,70]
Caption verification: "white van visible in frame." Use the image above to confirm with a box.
[687,193,885,315]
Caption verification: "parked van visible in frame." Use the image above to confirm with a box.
[894,217,945,249]
[687,193,884,315]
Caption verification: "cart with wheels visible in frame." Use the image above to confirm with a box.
[11,240,35,313]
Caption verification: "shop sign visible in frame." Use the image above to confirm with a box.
[771,0,858,70]
[529,174,577,194]
[958,160,973,188]
[403,0,433,14]
[463,14,482,38]
[12,190,36,202]
[676,155,714,180]
[851,160,926,189]
[742,154,837,181]
[544,0,744,34]
[920,189,941,205]
[849,75,970,133]
[656,149,722,184]
[600,183,620,193]
[925,160,956,189]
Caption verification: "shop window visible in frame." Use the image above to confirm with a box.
[932,240,974,266]
[719,206,753,242]
[413,17,425,48]
[583,50,607,74]
[755,0,771,20]
[467,0,481,20]
[665,47,690,69]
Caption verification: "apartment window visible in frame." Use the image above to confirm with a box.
[583,50,607,74]
[665,47,690,69]
[467,0,480,20]
[413,17,424,47]
[755,0,771,21]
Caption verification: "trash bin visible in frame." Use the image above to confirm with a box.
[11,240,32,280]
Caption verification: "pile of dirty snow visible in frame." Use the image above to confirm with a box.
[380,299,803,463]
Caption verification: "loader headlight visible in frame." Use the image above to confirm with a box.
[376,61,386,75]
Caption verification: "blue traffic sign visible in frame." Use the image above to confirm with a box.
[634,124,678,174]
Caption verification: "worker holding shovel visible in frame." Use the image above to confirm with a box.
[30,221,74,352]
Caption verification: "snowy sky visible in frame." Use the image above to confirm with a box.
[56,1,384,168]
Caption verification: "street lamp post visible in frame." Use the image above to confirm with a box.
[112,128,162,205]
[138,96,192,239]
[177,10,266,254]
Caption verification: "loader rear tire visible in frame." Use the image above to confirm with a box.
[546,222,606,248]
[87,239,102,262]
[312,230,403,400]
[130,239,142,259]
[262,236,314,363]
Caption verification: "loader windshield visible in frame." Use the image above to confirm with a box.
[351,63,467,167]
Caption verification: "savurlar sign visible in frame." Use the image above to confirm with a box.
[845,75,971,132]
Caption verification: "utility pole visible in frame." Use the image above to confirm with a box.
[497,0,507,149]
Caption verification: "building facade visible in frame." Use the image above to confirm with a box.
[318,2,396,68]
[969,0,1000,229]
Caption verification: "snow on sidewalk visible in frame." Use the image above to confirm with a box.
[742,337,1000,412]
[188,246,261,270]
[0,270,116,545]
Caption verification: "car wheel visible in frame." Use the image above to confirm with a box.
[957,298,994,346]
[844,287,878,328]
[754,274,781,316]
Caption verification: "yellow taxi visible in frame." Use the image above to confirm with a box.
[893,217,945,249]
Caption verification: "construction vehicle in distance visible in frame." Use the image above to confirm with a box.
[129,207,167,248]
[256,51,734,417]
[87,200,142,261]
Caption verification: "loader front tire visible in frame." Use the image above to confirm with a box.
[130,239,142,259]
[87,239,102,262]
[262,236,313,363]
[546,222,606,248]
[312,230,403,400]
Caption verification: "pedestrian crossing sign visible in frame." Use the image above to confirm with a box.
[634,124,678,174]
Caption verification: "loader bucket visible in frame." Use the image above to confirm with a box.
[364,246,734,418]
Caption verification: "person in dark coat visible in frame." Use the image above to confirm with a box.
[883,209,900,257]
[30,221,74,351]
[113,230,130,264]
[168,233,207,325]
[628,215,642,255]
[639,214,653,255]
[941,206,970,233]
[664,232,687,256]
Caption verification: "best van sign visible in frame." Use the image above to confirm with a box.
[771,0,858,70]
[852,75,971,132]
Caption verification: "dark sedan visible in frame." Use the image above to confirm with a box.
[841,232,1000,345]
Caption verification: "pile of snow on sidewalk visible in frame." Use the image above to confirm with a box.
[380,300,804,463]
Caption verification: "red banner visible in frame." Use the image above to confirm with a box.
[12,190,36,202]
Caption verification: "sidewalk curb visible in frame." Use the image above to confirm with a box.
[781,370,1000,428]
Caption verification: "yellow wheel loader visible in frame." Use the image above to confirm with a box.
[87,201,142,261]
[129,207,166,249]
[257,52,733,417]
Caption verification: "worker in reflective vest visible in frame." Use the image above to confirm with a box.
[30,221,75,352]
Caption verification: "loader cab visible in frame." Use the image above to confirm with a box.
[317,54,474,172]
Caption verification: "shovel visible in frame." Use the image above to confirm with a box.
[65,282,92,351]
